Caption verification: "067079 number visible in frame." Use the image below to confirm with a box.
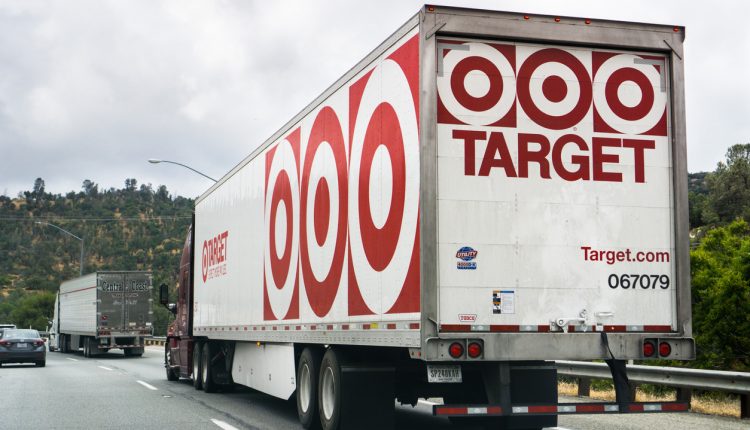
[608,274,670,290]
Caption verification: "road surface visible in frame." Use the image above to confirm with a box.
[0,346,746,429]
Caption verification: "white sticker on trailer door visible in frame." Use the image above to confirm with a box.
[436,38,676,330]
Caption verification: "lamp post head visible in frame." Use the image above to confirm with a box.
[148,159,162,164]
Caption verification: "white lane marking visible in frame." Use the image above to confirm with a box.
[211,419,239,430]
[137,380,158,391]
[418,399,439,406]
[66,358,79,362]
[98,366,113,371]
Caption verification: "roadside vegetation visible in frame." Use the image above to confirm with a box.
[0,178,193,334]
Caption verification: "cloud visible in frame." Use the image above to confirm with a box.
[0,0,747,198]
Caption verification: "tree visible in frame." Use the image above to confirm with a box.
[691,219,750,371]
[705,144,750,223]
[82,179,99,197]
[33,178,46,196]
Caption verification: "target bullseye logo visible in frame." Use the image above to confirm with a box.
[300,106,348,318]
[593,52,667,136]
[437,41,516,127]
[264,132,301,321]
[516,48,592,130]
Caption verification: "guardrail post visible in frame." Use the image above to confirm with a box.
[742,394,750,419]
[577,378,591,397]
[676,387,692,406]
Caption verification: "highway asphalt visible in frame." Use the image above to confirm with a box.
[0,346,746,429]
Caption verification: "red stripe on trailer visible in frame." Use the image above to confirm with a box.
[284,326,290,331]
[439,324,468,332]
[272,326,278,331]
[575,404,606,413]
[310,325,317,330]
[490,325,520,332]
[527,405,558,413]
[661,403,689,411]
[363,324,372,330]
[629,404,645,412]
[434,406,467,416]
[387,323,397,329]
[342,324,350,330]
[327,325,334,330]
[643,325,673,332]
[604,325,627,332]
[486,406,502,414]
[296,325,301,330]
[409,322,420,330]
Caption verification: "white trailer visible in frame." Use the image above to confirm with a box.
[162,6,693,429]
[50,272,153,357]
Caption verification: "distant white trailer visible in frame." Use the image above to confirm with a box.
[49,272,153,357]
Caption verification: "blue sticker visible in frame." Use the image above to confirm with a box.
[456,246,478,270]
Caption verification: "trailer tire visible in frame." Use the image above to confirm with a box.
[318,348,344,430]
[165,343,179,381]
[193,341,203,390]
[297,347,323,429]
[83,337,89,357]
[201,342,218,393]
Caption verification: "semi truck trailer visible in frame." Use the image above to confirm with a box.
[50,271,153,357]
[161,5,693,429]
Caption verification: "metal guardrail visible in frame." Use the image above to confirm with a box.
[556,360,750,418]
[145,336,166,346]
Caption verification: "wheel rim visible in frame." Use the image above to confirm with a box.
[166,347,172,373]
[321,366,335,420]
[299,362,311,413]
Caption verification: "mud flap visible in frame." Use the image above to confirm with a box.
[601,332,633,408]
[340,365,394,430]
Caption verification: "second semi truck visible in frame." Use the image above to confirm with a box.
[50,271,153,357]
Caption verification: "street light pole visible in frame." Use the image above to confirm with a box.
[148,159,218,183]
[36,222,84,276]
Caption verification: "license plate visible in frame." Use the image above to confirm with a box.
[16,343,27,348]
[427,365,462,383]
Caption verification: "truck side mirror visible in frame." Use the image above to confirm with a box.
[159,283,169,306]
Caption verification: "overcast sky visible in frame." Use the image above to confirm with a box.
[0,0,747,199]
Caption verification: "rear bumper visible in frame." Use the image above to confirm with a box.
[424,333,695,361]
[0,350,46,364]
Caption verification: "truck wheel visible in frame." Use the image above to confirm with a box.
[165,344,179,381]
[201,342,217,393]
[318,348,344,430]
[193,341,203,390]
[297,347,323,429]
[83,338,90,358]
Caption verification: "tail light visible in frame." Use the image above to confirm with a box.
[643,340,656,357]
[34,339,45,347]
[0,339,10,347]
[659,341,672,357]
[448,342,464,359]
[467,342,483,358]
